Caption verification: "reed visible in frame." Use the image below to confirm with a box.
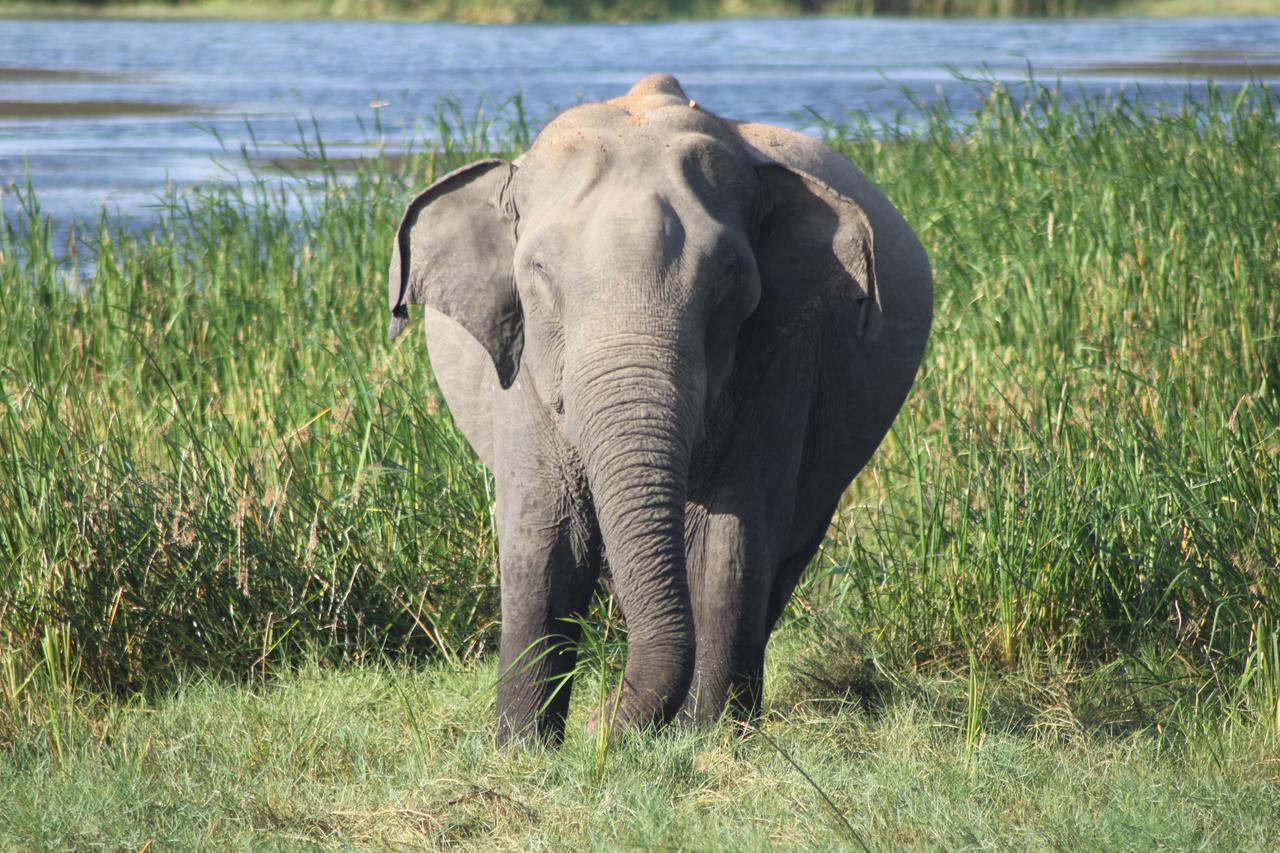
[0,78,1276,751]
[802,79,1279,724]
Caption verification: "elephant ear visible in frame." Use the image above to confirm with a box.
[388,158,522,388]
[752,163,883,345]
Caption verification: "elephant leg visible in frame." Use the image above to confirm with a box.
[680,502,838,727]
[492,435,600,745]
[764,503,839,635]
[680,499,772,725]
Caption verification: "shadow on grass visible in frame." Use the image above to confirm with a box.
[778,618,1218,748]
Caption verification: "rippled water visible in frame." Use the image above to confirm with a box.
[1,16,1278,225]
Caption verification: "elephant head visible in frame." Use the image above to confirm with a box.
[388,74,879,734]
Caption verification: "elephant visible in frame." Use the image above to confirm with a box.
[386,73,931,744]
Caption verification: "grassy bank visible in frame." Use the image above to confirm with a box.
[1,80,1278,843]
[2,0,1279,22]
[3,651,1278,847]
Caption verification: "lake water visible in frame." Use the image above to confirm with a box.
[2,16,1278,227]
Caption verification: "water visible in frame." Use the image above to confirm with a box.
[2,16,1278,226]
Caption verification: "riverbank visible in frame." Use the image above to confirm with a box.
[1,0,1278,23]
[2,77,1277,845]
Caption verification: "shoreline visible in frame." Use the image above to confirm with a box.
[1,1,1278,24]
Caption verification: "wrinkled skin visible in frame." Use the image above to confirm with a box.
[387,74,932,743]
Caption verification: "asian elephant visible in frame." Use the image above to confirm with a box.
[387,74,932,744]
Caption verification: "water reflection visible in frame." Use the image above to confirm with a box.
[1,16,1277,227]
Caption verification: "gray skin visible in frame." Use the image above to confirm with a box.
[387,74,932,744]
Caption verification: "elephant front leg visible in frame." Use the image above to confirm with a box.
[680,502,772,726]
[493,474,600,745]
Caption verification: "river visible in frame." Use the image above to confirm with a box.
[1,16,1278,226]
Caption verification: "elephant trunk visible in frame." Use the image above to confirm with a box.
[566,323,702,730]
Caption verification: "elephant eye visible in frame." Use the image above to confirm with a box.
[529,257,555,289]
[715,247,741,301]
[527,257,562,312]
[715,244,739,281]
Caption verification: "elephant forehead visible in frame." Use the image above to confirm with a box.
[523,114,751,204]
[531,98,742,158]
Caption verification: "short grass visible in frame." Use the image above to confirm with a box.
[3,636,1278,848]
[1,79,1278,845]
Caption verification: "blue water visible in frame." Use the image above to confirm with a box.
[1,16,1278,225]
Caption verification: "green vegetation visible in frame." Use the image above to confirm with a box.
[3,651,1278,847]
[2,0,1279,22]
[2,80,1278,844]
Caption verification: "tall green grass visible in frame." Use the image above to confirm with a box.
[0,103,529,714]
[1,79,1277,749]
[805,80,1279,720]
